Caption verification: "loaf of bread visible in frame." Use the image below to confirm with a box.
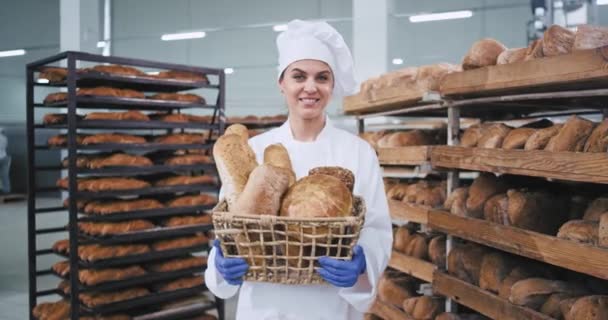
[502,128,536,150]
[359,131,387,149]
[583,197,608,221]
[477,124,511,149]
[402,296,443,320]
[466,174,508,218]
[393,226,414,253]
[401,232,428,260]
[524,39,545,61]
[479,251,517,294]
[444,187,469,217]
[264,143,296,186]
[509,278,587,310]
[415,63,461,92]
[574,25,608,51]
[460,124,484,147]
[377,275,417,308]
[497,47,527,65]
[231,164,291,215]
[600,213,608,248]
[309,166,355,192]
[447,242,488,285]
[545,116,595,152]
[85,110,149,121]
[387,183,409,201]
[507,189,568,234]
[540,293,582,319]
[565,295,608,320]
[524,125,563,150]
[428,235,446,267]
[557,220,599,245]
[483,193,509,225]
[462,39,507,70]
[280,174,353,219]
[376,130,433,148]
[543,25,575,57]
[87,64,146,77]
[213,127,258,209]
[498,262,556,300]
[584,119,608,152]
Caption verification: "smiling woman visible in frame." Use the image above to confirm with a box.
[205,19,392,320]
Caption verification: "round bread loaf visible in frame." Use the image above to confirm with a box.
[280,174,353,219]
[308,166,355,192]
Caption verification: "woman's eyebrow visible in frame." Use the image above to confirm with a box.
[290,68,306,74]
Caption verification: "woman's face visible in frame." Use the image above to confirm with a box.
[278,59,334,121]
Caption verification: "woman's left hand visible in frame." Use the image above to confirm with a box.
[317,245,366,288]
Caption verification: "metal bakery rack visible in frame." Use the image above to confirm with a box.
[27,51,225,320]
[350,45,608,319]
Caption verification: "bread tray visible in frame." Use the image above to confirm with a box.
[39,95,215,110]
[52,265,206,292]
[54,244,209,269]
[78,204,216,222]
[79,223,214,245]
[59,284,207,315]
[38,119,219,130]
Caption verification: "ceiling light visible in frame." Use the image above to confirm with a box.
[97,41,106,48]
[224,68,234,75]
[392,58,404,65]
[598,0,608,5]
[161,31,206,41]
[273,24,288,32]
[409,10,473,23]
[0,49,26,58]
[37,78,49,84]
[146,71,160,76]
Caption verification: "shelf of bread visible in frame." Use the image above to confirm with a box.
[440,25,608,98]
[433,271,554,320]
[430,145,608,184]
[388,200,429,224]
[428,209,608,280]
[388,250,436,283]
[343,63,459,115]
[368,299,414,320]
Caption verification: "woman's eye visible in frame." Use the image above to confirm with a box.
[293,75,305,80]
[317,75,329,81]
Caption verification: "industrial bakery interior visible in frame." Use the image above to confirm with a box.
[2,0,608,319]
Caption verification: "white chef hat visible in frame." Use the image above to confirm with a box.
[276,19,357,97]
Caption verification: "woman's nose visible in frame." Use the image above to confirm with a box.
[303,79,317,93]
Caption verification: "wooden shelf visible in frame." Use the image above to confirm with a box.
[378,146,432,166]
[369,299,414,320]
[440,45,608,98]
[428,210,608,280]
[343,85,441,115]
[388,200,429,224]
[388,250,436,283]
[430,146,608,184]
[433,271,554,320]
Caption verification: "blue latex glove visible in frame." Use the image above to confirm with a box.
[214,239,249,286]
[317,245,366,288]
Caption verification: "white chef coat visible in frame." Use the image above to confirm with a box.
[205,116,392,320]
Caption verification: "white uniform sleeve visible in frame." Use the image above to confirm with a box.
[338,146,392,312]
[204,245,241,299]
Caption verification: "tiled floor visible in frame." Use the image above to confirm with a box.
[0,198,237,320]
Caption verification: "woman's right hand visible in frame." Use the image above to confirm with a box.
[214,239,249,286]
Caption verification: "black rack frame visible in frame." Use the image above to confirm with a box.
[27,51,225,320]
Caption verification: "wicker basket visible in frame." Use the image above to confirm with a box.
[212,196,366,285]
